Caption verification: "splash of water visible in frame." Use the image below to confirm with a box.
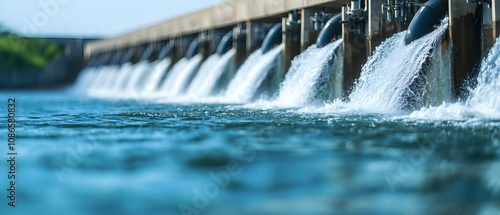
[186,49,236,98]
[408,37,500,120]
[223,44,283,103]
[160,55,202,96]
[275,40,343,106]
[467,38,500,114]
[349,17,449,111]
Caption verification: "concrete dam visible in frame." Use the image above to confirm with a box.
[77,0,500,109]
[16,1,500,213]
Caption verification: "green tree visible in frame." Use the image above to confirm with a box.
[0,33,63,70]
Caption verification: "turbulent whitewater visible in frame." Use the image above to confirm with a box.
[349,17,449,111]
[186,49,235,98]
[409,36,500,119]
[160,55,202,97]
[275,39,343,106]
[140,59,171,94]
[223,45,284,103]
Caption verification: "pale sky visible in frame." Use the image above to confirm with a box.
[0,0,228,38]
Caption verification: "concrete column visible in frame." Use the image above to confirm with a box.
[169,37,181,64]
[199,30,212,61]
[342,7,368,99]
[233,24,247,70]
[448,0,483,100]
[494,0,500,38]
[169,36,192,64]
[301,9,319,51]
[147,42,158,62]
[368,0,401,55]
[167,38,176,63]
[282,17,301,74]
[246,21,263,54]
[150,41,161,61]
[130,45,146,64]
[482,4,494,56]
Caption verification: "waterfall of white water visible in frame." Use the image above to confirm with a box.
[186,49,236,98]
[186,54,220,95]
[100,66,120,90]
[223,44,284,103]
[110,63,133,92]
[74,67,94,91]
[161,55,202,96]
[140,59,171,94]
[349,17,449,111]
[421,38,453,106]
[123,61,151,92]
[90,66,110,90]
[275,40,343,106]
[467,37,500,114]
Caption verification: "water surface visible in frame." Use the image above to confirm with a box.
[0,91,498,215]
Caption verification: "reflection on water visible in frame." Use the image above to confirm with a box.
[0,92,498,215]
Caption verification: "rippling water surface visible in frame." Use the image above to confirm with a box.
[0,91,499,215]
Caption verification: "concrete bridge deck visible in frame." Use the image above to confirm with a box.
[85,0,343,57]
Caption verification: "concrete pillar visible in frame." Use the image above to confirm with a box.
[130,45,146,64]
[246,21,263,54]
[168,37,189,64]
[172,37,183,63]
[301,9,319,51]
[483,4,494,56]
[171,38,180,63]
[494,0,500,38]
[149,41,160,61]
[342,7,368,99]
[448,0,483,99]
[150,42,163,62]
[368,0,400,55]
[282,17,301,74]
[233,23,247,69]
[199,30,215,61]
[166,38,175,63]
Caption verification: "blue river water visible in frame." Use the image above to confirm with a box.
[0,90,499,215]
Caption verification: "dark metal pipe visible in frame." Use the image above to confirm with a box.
[316,13,343,48]
[120,48,134,64]
[109,51,123,65]
[157,44,171,60]
[186,37,199,59]
[140,45,154,61]
[404,0,448,45]
[261,24,282,54]
[216,31,234,55]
